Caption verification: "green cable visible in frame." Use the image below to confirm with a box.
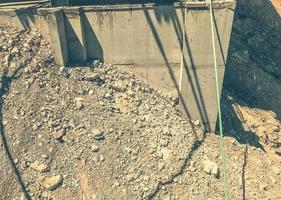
[209,1,229,199]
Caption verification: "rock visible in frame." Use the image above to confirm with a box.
[203,160,219,178]
[91,128,105,140]
[112,80,126,92]
[76,100,84,110]
[82,73,104,85]
[59,67,69,77]
[193,120,200,126]
[115,95,129,113]
[156,151,163,159]
[88,90,94,95]
[91,145,100,152]
[51,129,65,140]
[104,93,112,100]
[158,162,165,171]
[11,47,19,56]
[272,166,280,175]
[99,155,105,161]
[30,161,49,173]
[259,183,268,191]
[14,158,19,165]
[39,175,63,190]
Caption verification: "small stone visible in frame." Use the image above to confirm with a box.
[156,151,163,159]
[189,166,197,172]
[83,73,99,82]
[104,93,112,99]
[99,155,105,161]
[88,90,94,95]
[272,166,280,175]
[11,47,19,55]
[91,128,105,140]
[91,145,100,152]
[92,155,99,163]
[41,154,49,159]
[259,183,268,191]
[158,162,165,171]
[193,120,200,126]
[30,161,49,173]
[39,175,63,190]
[203,160,219,178]
[112,80,126,92]
[14,158,19,164]
[51,129,65,140]
[76,100,84,110]
[59,67,69,77]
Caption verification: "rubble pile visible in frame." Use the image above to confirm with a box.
[0,25,200,199]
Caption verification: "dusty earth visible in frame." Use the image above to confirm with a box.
[0,1,281,200]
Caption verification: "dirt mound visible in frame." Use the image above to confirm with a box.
[0,25,200,200]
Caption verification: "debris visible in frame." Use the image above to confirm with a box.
[91,145,100,152]
[30,161,49,173]
[202,160,219,178]
[91,128,105,140]
[39,175,63,190]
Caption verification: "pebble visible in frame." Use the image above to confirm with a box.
[158,162,165,171]
[30,161,49,173]
[91,128,105,140]
[202,160,219,178]
[272,166,280,175]
[39,175,63,190]
[104,93,112,99]
[59,67,69,77]
[91,145,100,152]
[51,129,65,140]
[76,100,84,110]
[99,155,105,161]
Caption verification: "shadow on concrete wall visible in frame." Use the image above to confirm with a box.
[64,16,85,62]
[14,2,48,31]
[15,10,36,30]
[84,14,104,61]
[142,4,210,132]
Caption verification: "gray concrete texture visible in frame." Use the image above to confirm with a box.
[0,1,236,131]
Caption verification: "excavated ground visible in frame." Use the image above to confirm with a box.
[0,0,281,199]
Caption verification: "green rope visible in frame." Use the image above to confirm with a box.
[209,1,229,199]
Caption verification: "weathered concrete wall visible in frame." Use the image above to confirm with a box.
[83,4,184,64]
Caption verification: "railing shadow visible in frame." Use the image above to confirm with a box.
[84,13,104,61]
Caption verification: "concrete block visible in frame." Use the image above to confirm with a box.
[64,7,87,62]
[45,8,69,67]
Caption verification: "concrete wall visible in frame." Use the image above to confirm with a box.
[0,1,236,131]
[181,4,235,131]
